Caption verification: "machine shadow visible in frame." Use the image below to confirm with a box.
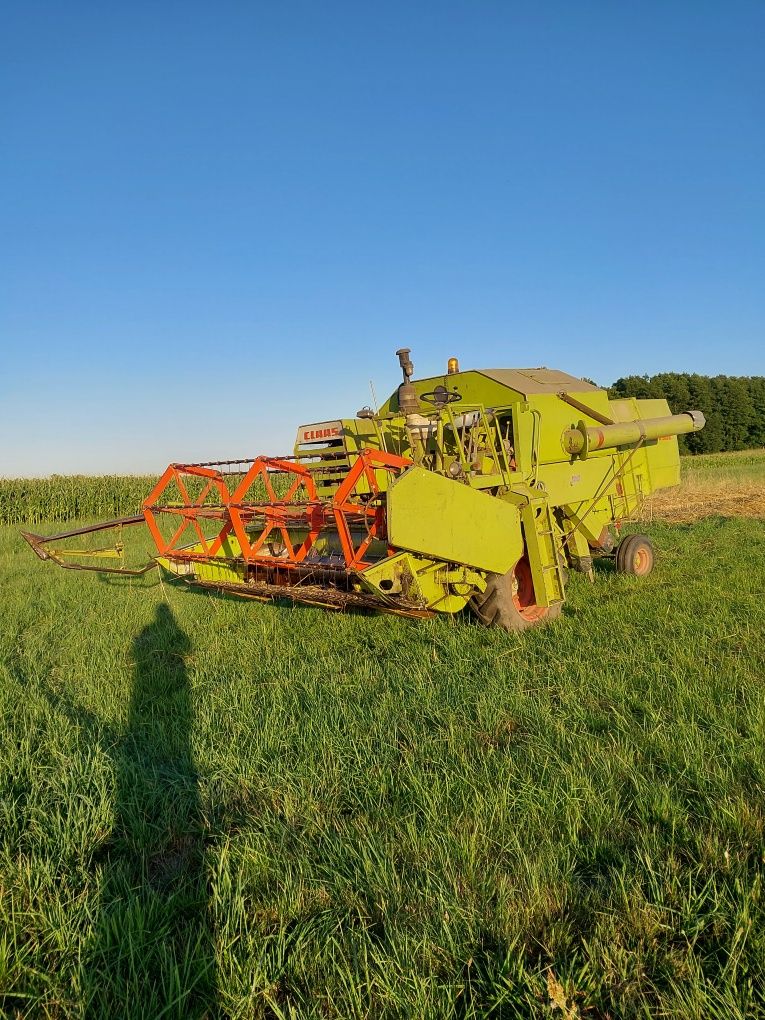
[84,602,216,1019]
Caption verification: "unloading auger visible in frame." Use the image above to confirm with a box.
[23,349,704,630]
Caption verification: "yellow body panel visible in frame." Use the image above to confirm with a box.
[387,467,524,575]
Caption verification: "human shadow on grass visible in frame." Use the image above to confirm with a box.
[84,602,216,1018]
[27,604,217,1018]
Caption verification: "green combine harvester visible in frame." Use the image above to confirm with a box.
[24,349,704,630]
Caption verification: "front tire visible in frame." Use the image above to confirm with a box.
[470,555,563,631]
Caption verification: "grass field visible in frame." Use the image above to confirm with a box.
[648,449,765,523]
[676,448,765,485]
[1,455,765,1018]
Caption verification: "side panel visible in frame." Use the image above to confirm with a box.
[609,397,681,492]
[387,467,524,574]
[636,398,681,492]
[513,391,616,477]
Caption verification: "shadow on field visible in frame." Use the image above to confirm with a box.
[18,602,216,1015]
[82,602,216,1018]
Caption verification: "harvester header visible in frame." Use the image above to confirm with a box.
[23,350,704,630]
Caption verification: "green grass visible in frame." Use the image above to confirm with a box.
[2,508,765,1016]
[676,448,765,487]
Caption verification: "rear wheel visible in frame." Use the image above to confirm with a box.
[470,555,563,631]
[615,534,654,576]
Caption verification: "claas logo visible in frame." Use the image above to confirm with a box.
[299,422,342,442]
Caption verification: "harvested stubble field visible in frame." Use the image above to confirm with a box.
[1,451,764,1018]
[646,449,765,524]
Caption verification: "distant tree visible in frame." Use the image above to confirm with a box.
[717,376,756,452]
[687,375,723,453]
[747,377,765,447]
[609,375,658,400]
[607,371,765,454]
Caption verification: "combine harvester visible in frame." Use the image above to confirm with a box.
[23,350,704,631]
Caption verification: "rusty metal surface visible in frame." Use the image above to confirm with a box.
[480,368,599,395]
[20,517,156,576]
[21,515,145,545]
[186,576,435,617]
[557,391,615,426]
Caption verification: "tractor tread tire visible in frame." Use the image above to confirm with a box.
[470,562,563,632]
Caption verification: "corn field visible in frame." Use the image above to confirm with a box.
[0,475,159,525]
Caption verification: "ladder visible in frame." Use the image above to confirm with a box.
[521,500,566,607]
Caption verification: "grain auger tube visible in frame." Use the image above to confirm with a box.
[22,349,704,630]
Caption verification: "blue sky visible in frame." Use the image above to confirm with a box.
[2,1,763,475]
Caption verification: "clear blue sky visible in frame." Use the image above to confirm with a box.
[2,2,763,475]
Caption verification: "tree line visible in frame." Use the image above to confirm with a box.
[607,373,765,454]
